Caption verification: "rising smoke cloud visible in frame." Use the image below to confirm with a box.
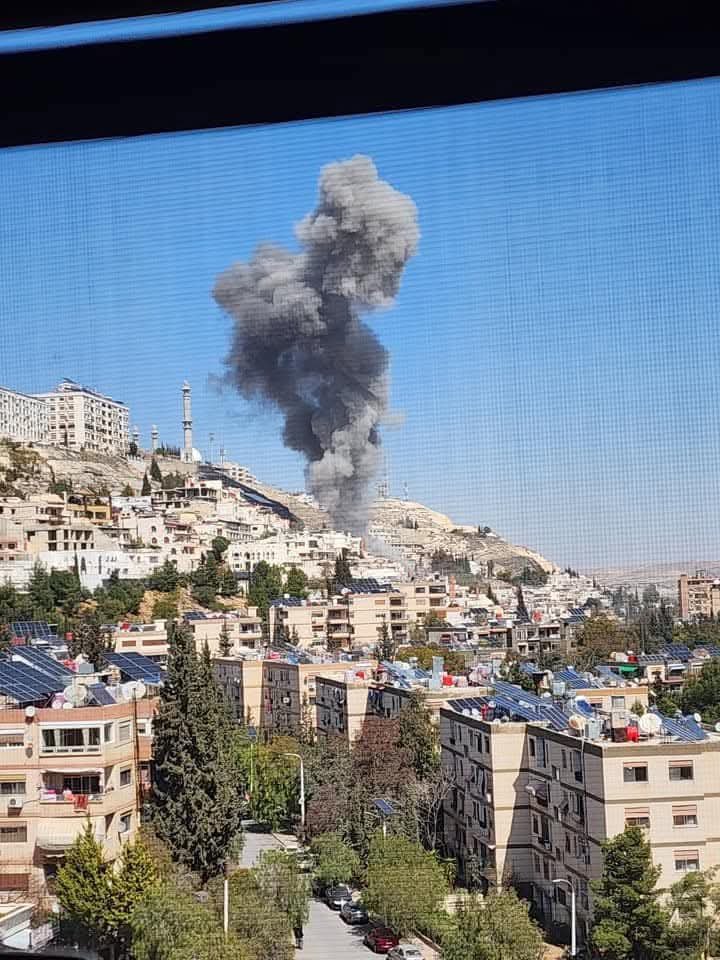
[214,155,419,532]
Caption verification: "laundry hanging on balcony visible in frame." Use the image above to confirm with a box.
[74,794,89,811]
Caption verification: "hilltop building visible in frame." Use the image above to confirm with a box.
[0,387,49,445]
[33,380,129,455]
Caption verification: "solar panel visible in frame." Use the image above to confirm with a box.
[11,646,73,681]
[652,709,707,742]
[373,799,396,817]
[184,611,208,620]
[11,621,56,640]
[88,683,116,706]
[105,651,162,682]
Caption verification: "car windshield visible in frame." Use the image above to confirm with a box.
[331,887,349,896]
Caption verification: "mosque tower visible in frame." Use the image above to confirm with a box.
[182,381,193,463]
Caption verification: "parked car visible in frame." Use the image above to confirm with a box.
[340,900,369,924]
[387,946,423,960]
[325,884,353,910]
[364,927,400,953]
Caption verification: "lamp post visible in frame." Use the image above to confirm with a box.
[283,752,305,831]
[552,878,576,958]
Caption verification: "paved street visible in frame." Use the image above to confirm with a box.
[239,827,437,960]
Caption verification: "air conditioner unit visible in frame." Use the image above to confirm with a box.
[7,797,22,809]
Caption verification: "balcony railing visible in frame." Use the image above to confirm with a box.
[40,744,102,755]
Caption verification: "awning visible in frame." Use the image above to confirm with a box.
[0,774,25,782]
[36,822,104,855]
[41,768,103,775]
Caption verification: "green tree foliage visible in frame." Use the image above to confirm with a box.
[363,834,449,936]
[0,581,31,622]
[503,657,535,692]
[151,624,242,881]
[255,849,310,931]
[0,622,12,651]
[141,473,152,496]
[591,826,671,960]
[248,561,284,619]
[190,553,221,608]
[236,736,301,829]
[120,483,135,497]
[67,613,115,669]
[285,567,308,599]
[443,890,543,960]
[219,618,233,656]
[153,591,180,622]
[679,661,720,724]
[376,616,397,662]
[516,584,529,620]
[150,458,163,482]
[93,571,145,622]
[334,549,353,584]
[309,832,361,889]
[400,645,467,675]
[161,469,187,490]
[211,535,231,561]
[514,565,549,587]
[130,882,247,960]
[575,615,632,670]
[147,559,182,593]
[55,819,112,950]
[666,869,719,960]
[219,868,293,960]
[398,690,438,780]
[128,441,139,457]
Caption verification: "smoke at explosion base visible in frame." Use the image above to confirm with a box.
[214,155,419,533]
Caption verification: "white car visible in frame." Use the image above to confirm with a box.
[387,945,423,960]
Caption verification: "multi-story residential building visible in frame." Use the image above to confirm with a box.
[678,571,720,622]
[0,519,27,564]
[213,657,264,725]
[184,610,263,654]
[269,599,328,648]
[214,461,256,485]
[34,380,129,455]
[0,697,155,903]
[0,387,49,445]
[440,686,720,950]
[260,660,354,735]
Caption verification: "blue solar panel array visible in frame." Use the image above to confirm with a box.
[11,647,73,683]
[343,579,389,594]
[184,611,209,620]
[11,621,57,640]
[270,598,304,607]
[651,709,707,742]
[554,668,604,689]
[659,644,692,662]
[105,652,162,683]
[88,683,116,706]
[0,653,67,704]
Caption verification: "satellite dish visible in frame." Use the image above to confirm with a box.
[25,705,36,719]
[133,681,147,700]
[51,698,64,710]
[462,708,471,717]
[714,722,720,733]
[122,680,146,701]
[63,683,88,707]
[693,712,702,723]
[639,713,661,735]
[568,714,585,731]
[62,701,74,710]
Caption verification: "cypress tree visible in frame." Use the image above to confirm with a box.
[55,819,112,950]
[150,623,242,881]
[150,457,163,483]
[141,473,151,496]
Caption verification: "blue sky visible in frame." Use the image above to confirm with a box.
[2,77,720,569]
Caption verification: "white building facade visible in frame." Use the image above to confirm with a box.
[34,380,129,455]
[0,387,49,444]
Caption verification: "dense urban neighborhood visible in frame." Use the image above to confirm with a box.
[0,380,719,960]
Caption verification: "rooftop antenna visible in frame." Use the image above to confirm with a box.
[209,432,215,465]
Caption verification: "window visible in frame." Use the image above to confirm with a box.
[556,885,567,906]
[120,768,132,787]
[611,695,626,709]
[675,852,700,872]
[104,723,113,743]
[0,824,27,843]
[533,854,540,873]
[623,764,648,783]
[0,732,24,748]
[137,720,149,736]
[669,762,694,781]
[41,727,101,752]
[118,812,132,834]
[543,859,550,880]
[561,749,567,769]
[62,775,100,794]
[625,807,650,829]
[673,805,698,828]
[119,722,132,743]
[0,780,25,795]
[529,739,536,758]
[483,736,490,753]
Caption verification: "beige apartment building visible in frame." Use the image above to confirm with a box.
[678,572,720,621]
[213,657,264,726]
[0,698,155,901]
[34,380,129,455]
[113,611,263,664]
[441,702,720,949]
[0,387,49,445]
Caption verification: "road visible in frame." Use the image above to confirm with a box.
[240,828,436,960]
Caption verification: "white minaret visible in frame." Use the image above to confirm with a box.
[132,425,140,447]
[151,425,159,453]
[182,381,193,463]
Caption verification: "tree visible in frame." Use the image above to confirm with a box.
[591,826,671,960]
[120,483,135,497]
[107,838,160,947]
[68,613,114,669]
[334,549,353,585]
[150,458,163,483]
[219,618,233,656]
[147,559,181,593]
[130,882,246,960]
[667,869,718,960]
[402,766,455,852]
[141,473,152,496]
[309,832,361,889]
[398,691,438,780]
[679,661,720,724]
[575,615,630,670]
[0,622,13,652]
[237,738,300,830]
[27,563,55,618]
[248,561,284,619]
[128,441,139,457]
[211,536,230,562]
[285,567,308,599]
[151,625,242,881]
[363,834,450,936]
[400,645,467,675]
[254,849,310,931]
[219,868,293,960]
[55,819,112,950]
[443,890,543,960]
[376,616,397,662]
[153,592,180,622]
[516,584,529,620]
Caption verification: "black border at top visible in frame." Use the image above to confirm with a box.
[1,1,718,148]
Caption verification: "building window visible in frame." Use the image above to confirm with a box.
[533,854,541,873]
[543,859,550,880]
[675,852,700,872]
[0,824,27,843]
[529,739,536,758]
[62,775,100,795]
[118,722,132,743]
[623,764,648,783]
[611,696,626,709]
[669,763,694,782]
[118,812,132,834]
[104,723,113,743]
[673,805,698,828]
[120,768,132,787]
[0,780,25,795]
[0,733,24,748]
[625,808,650,829]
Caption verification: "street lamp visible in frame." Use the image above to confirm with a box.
[552,878,576,958]
[283,752,305,831]
[373,798,396,839]
[247,726,258,799]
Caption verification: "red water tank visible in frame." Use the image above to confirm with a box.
[626,725,639,742]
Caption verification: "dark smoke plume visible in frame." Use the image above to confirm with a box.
[214,155,419,532]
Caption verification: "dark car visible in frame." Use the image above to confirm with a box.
[364,927,400,953]
[340,900,369,925]
[325,884,353,910]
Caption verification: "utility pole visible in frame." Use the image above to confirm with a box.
[283,752,305,832]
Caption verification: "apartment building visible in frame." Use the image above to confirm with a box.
[213,657,264,725]
[440,690,720,950]
[261,660,353,735]
[269,599,328,648]
[184,610,263,654]
[315,670,374,741]
[34,380,129,455]
[0,387,49,445]
[24,518,115,555]
[0,698,154,902]
[0,519,27,564]
[678,572,720,622]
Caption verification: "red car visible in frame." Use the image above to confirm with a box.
[364,927,400,953]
